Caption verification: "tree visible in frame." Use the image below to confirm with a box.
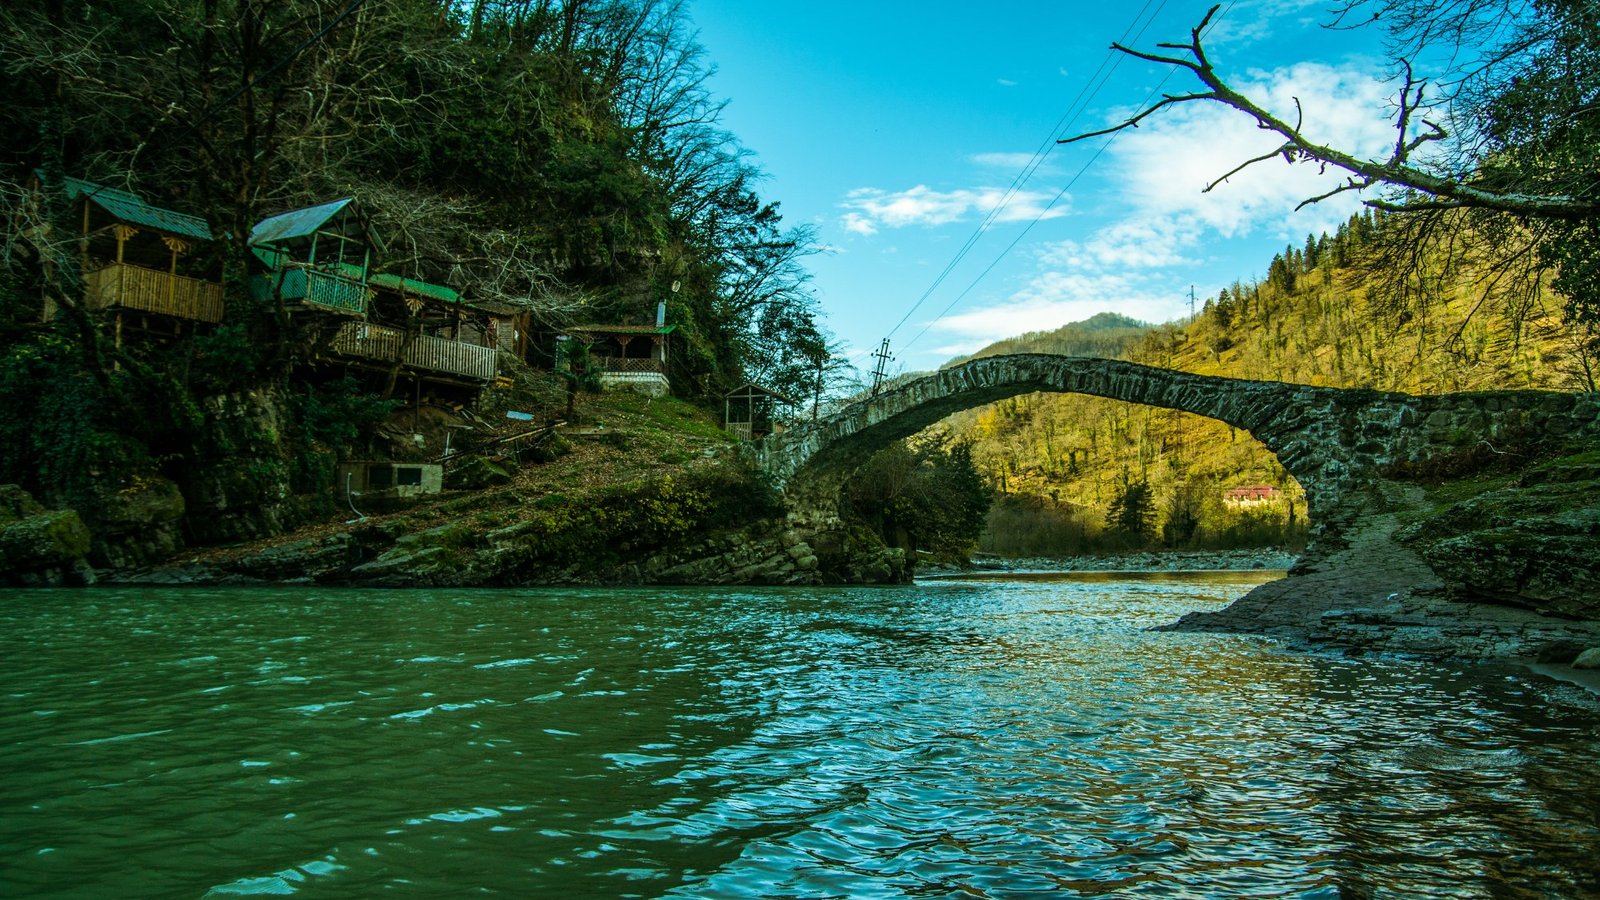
[1066,3,1600,220]
[1104,474,1156,548]
[847,434,992,562]
[1063,1,1600,344]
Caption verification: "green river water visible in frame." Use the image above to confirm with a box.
[3,572,1599,898]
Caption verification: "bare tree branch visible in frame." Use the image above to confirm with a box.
[1059,3,1600,220]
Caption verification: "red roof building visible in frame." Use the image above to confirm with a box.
[1223,485,1283,507]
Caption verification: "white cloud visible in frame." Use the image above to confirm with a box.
[923,270,1183,348]
[969,151,1061,176]
[970,151,1037,169]
[839,184,1067,233]
[840,212,878,236]
[997,78,1018,87]
[1107,60,1395,240]
[1040,216,1202,270]
[915,61,1395,354]
[1203,0,1325,49]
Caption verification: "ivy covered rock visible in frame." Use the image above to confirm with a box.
[1400,451,1600,619]
[447,455,515,491]
[0,484,94,586]
[88,475,187,568]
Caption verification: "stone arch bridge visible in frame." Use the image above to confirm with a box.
[747,354,1600,531]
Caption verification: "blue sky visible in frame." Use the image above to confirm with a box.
[686,1,1401,375]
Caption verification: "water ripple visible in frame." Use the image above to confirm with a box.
[1,578,1597,897]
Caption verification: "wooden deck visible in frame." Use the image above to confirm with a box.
[331,321,498,383]
[84,263,224,324]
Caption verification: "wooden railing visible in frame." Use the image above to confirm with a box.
[302,268,368,314]
[597,356,664,373]
[84,263,224,324]
[251,266,368,315]
[331,321,497,382]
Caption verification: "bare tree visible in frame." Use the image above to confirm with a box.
[1062,4,1598,219]
[1063,1,1600,362]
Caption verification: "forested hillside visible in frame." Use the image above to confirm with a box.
[0,0,832,555]
[947,208,1592,556]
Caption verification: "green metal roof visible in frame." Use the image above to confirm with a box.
[369,273,461,304]
[63,176,212,241]
[249,198,357,247]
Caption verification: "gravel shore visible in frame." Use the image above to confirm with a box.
[919,548,1300,577]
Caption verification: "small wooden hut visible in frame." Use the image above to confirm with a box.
[566,323,675,396]
[248,198,377,316]
[46,176,223,337]
[723,382,798,439]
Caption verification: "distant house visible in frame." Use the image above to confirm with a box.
[248,198,377,316]
[45,176,223,337]
[566,323,675,396]
[723,383,798,440]
[1223,484,1283,508]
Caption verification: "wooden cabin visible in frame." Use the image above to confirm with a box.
[567,323,675,396]
[248,198,376,316]
[323,273,498,385]
[723,382,797,439]
[46,177,223,336]
[460,298,529,358]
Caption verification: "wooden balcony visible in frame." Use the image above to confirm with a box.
[330,321,498,383]
[84,262,224,324]
[252,266,368,315]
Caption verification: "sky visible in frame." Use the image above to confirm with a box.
[685,0,1403,376]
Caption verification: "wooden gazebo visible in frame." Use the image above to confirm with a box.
[322,273,499,386]
[723,382,798,439]
[567,323,675,396]
[248,198,378,316]
[46,176,223,338]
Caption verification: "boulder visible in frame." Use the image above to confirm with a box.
[1573,648,1600,670]
[1407,462,1600,619]
[89,476,187,568]
[0,485,95,586]
[447,455,515,491]
[0,484,46,522]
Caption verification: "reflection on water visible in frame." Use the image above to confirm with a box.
[1,577,1597,898]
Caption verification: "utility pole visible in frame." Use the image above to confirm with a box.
[1188,285,1196,318]
[869,338,893,396]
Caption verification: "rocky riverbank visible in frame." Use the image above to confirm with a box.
[1162,455,1600,674]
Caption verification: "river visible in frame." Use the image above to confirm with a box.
[3,573,1598,898]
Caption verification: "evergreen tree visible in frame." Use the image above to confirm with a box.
[1105,475,1156,548]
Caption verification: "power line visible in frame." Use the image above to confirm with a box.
[881,0,1171,343]
[897,1,1240,354]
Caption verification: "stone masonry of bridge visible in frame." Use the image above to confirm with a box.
[751,354,1600,525]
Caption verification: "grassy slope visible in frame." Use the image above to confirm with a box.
[174,384,753,575]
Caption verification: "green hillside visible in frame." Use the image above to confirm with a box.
[942,312,1151,365]
[944,209,1591,556]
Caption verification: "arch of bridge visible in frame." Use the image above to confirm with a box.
[746,354,1599,522]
